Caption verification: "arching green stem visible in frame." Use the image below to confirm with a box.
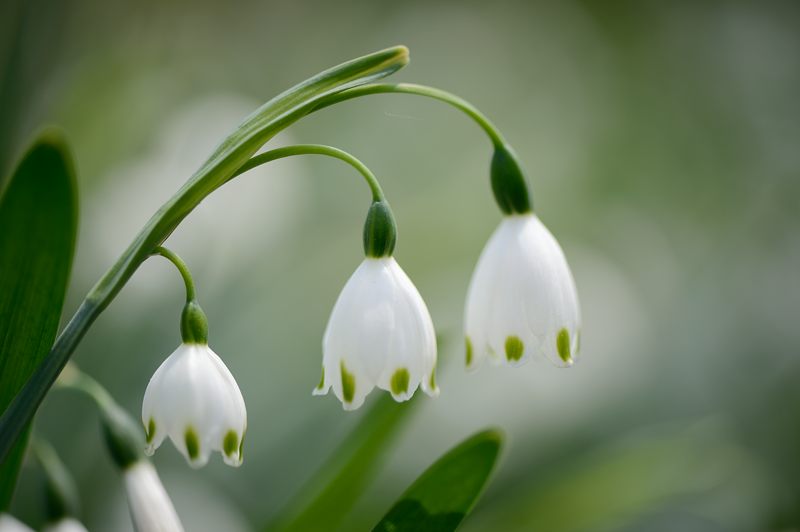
[55,363,115,410]
[150,246,208,344]
[314,83,532,214]
[232,145,396,257]
[230,144,386,202]
[0,46,408,462]
[313,83,506,148]
[151,246,197,302]
[56,364,145,469]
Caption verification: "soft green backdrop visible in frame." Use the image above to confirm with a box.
[2,0,799,530]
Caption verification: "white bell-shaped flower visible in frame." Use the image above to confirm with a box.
[465,213,580,369]
[123,461,185,532]
[314,257,439,410]
[142,342,247,468]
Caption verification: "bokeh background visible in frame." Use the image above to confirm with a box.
[3,0,799,530]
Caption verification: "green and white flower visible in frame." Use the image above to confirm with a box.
[464,213,580,369]
[123,461,184,532]
[142,342,246,468]
[314,257,439,410]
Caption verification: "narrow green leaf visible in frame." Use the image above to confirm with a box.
[373,429,504,532]
[270,394,416,532]
[0,129,77,509]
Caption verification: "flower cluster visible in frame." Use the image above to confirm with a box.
[0,49,584,532]
[140,157,579,446]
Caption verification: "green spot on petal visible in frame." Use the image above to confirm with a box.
[145,418,156,444]
[557,328,572,364]
[465,336,473,366]
[390,368,410,396]
[316,365,325,390]
[341,361,355,403]
[223,430,238,457]
[238,431,245,461]
[505,336,524,362]
[429,367,437,390]
[185,427,200,460]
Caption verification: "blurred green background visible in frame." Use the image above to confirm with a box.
[3,0,799,530]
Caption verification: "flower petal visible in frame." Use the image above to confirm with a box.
[124,461,185,532]
[141,343,246,467]
[464,214,581,369]
[320,257,438,409]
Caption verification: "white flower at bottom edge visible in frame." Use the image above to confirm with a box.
[314,257,439,410]
[41,518,88,532]
[0,514,33,532]
[465,213,581,369]
[142,343,247,468]
[123,461,185,532]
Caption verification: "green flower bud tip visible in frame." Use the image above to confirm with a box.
[390,368,410,396]
[145,418,156,444]
[556,328,572,365]
[180,300,208,344]
[223,430,238,458]
[490,144,532,215]
[505,336,524,362]
[184,427,200,461]
[363,200,397,258]
[340,361,356,404]
[102,404,146,470]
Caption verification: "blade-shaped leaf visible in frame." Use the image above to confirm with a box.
[0,129,77,509]
[373,429,504,532]
[270,394,416,532]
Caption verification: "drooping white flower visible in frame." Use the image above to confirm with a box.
[142,343,246,468]
[41,518,88,532]
[314,257,439,410]
[465,213,580,369]
[0,514,33,532]
[123,461,185,532]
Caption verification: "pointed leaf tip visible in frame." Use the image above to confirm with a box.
[372,429,504,532]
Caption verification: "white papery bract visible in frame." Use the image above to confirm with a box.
[41,518,88,532]
[123,461,185,532]
[465,213,581,369]
[314,257,438,410]
[142,343,246,468]
[0,514,33,532]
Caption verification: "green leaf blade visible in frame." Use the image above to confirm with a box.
[373,429,504,532]
[271,394,415,532]
[0,129,78,509]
